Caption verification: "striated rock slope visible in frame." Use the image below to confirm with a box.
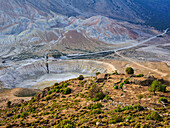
[0,13,141,60]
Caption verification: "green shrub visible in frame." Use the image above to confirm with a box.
[114,104,144,112]
[62,88,72,94]
[95,72,101,75]
[124,78,130,84]
[47,90,52,95]
[7,101,11,107]
[28,106,36,113]
[20,111,29,118]
[87,103,103,110]
[78,75,84,80]
[62,83,69,87]
[158,97,168,103]
[137,94,143,100]
[126,67,134,74]
[150,80,166,94]
[89,109,104,115]
[119,83,124,89]
[121,106,133,111]
[126,114,134,120]
[135,74,144,77]
[41,112,50,116]
[63,124,74,128]
[146,111,163,121]
[93,92,105,101]
[58,83,69,89]
[55,89,60,93]
[133,104,144,111]
[114,85,119,89]
[112,70,119,75]
[88,84,105,101]
[46,96,51,101]
[54,83,59,86]
[55,119,75,128]
[114,105,122,112]
[104,95,113,100]
[109,115,123,124]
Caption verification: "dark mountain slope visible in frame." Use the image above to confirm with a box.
[1,0,169,29]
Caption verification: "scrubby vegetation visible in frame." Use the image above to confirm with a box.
[124,78,130,84]
[146,111,163,121]
[88,84,105,101]
[77,75,84,80]
[0,72,169,128]
[112,70,119,75]
[6,101,11,107]
[125,67,134,74]
[95,72,101,75]
[149,80,166,94]
[135,74,144,77]
[158,97,168,103]
[114,85,119,89]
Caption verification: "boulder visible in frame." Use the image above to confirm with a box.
[96,122,103,126]
[96,74,108,83]
[130,76,156,86]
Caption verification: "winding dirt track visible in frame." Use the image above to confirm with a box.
[114,51,168,77]
[114,28,169,77]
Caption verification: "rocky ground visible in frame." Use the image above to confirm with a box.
[0,88,40,109]
[100,60,170,82]
[0,72,169,127]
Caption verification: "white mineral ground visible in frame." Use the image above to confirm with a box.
[0,59,116,89]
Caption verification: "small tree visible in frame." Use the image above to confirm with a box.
[95,72,101,75]
[150,80,166,95]
[7,101,11,107]
[137,94,143,104]
[78,75,84,80]
[62,87,72,94]
[88,84,105,101]
[125,67,134,74]
[112,70,118,75]
[158,97,168,103]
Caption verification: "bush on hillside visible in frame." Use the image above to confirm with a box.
[124,78,130,84]
[104,95,113,100]
[149,80,166,94]
[114,85,119,89]
[158,97,168,103]
[119,83,124,89]
[78,75,84,80]
[125,67,134,74]
[95,72,101,75]
[109,115,123,124]
[87,103,103,110]
[88,84,105,101]
[62,87,72,94]
[55,119,75,128]
[146,111,163,121]
[7,101,11,107]
[135,74,144,77]
[112,70,119,75]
